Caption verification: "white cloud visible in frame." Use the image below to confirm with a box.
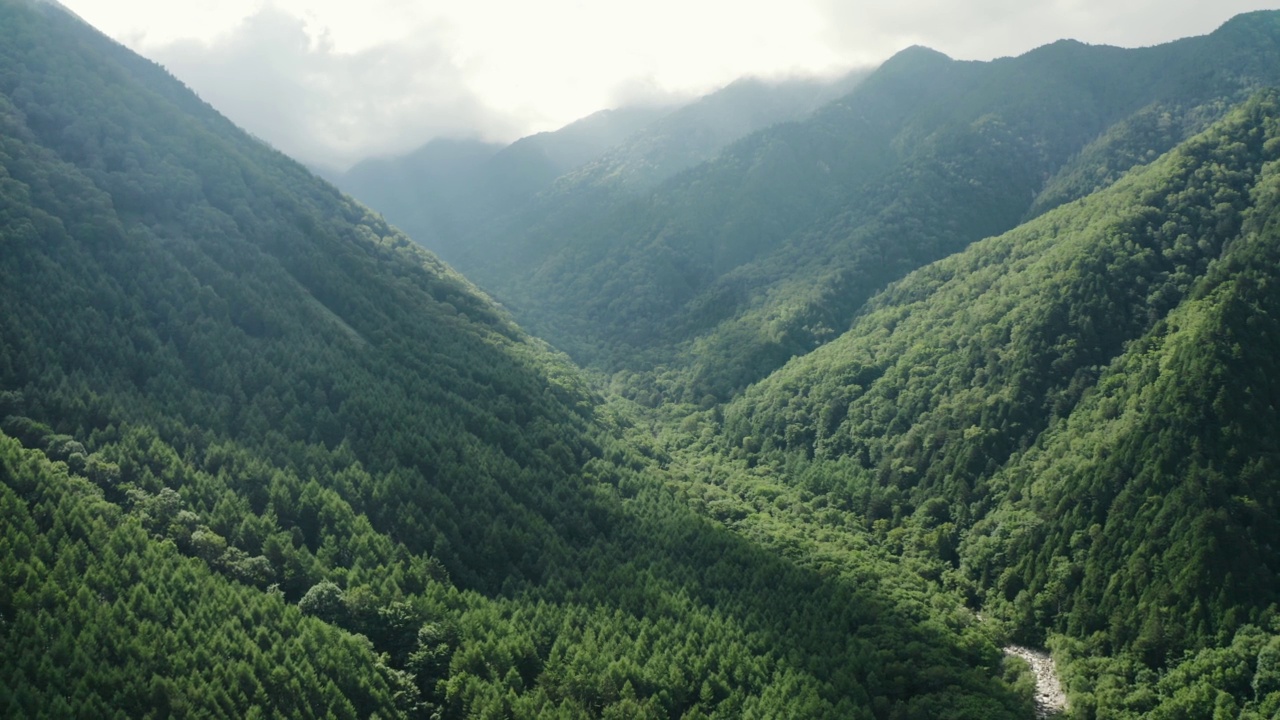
[65,0,859,167]
[814,0,1277,62]
[63,0,263,48]
[58,0,1280,169]
[147,5,520,170]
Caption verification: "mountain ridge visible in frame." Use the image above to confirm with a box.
[335,69,870,276]
[420,10,1280,408]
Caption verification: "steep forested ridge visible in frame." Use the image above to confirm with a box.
[0,434,403,717]
[408,71,872,293]
[702,92,1280,717]
[331,137,504,257]
[0,1,1038,717]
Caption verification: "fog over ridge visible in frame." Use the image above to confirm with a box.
[59,0,1280,170]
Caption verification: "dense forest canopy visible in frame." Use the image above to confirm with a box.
[0,1,1025,717]
[3,0,1280,718]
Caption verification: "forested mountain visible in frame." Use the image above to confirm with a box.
[701,92,1280,717]
[336,105,671,264]
[430,12,1280,407]
[336,72,866,275]
[0,1,1038,717]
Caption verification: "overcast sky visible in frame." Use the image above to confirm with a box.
[58,0,1279,171]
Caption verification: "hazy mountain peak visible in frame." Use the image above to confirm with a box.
[880,44,953,70]
[345,137,502,179]
[23,0,90,28]
[1215,7,1280,33]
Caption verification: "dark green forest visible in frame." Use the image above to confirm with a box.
[0,1,1027,717]
[706,93,1280,717]
[3,0,1280,718]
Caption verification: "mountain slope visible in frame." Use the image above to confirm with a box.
[967,137,1280,660]
[704,92,1280,716]
[336,104,672,264]
[331,137,504,257]
[0,1,1036,717]
[0,433,403,718]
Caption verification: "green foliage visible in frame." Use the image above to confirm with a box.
[701,92,1280,716]
[0,1,1035,717]
[0,432,401,718]
[968,111,1280,659]
[6,2,1280,717]
[1048,625,1280,719]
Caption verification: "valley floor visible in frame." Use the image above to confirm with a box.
[1003,645,1067,719]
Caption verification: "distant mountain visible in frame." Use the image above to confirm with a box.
[336,105,672,261]
[554,70,871,197]
[337,72,867,270]
[448,13,1280,406]
[333,137,504,256]
[503,104,680,176]
[0,1,1038,717]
